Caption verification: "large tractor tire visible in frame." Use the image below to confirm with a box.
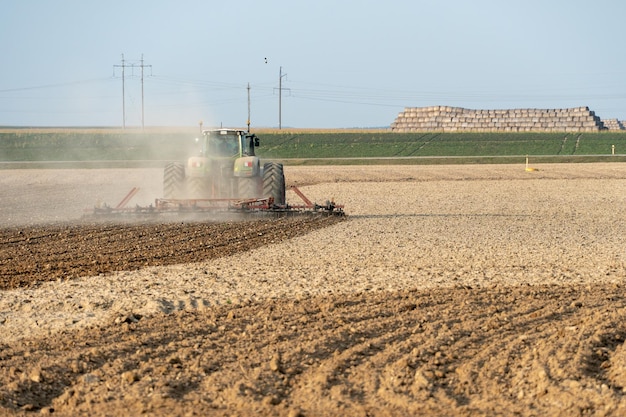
[163,162,185,199]
[187,176,211,199]
[238,177,262,200]
[262,162,285,205]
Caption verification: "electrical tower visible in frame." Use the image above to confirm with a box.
[275,67,290,130]
[247,82,251,132]
[113,54,152,129]
[279,67,285,129]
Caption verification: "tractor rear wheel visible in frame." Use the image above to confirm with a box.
[163,162,185,199]
[238,177,262,200]
[262,162,285,205]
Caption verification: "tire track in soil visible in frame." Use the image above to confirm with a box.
[1,284,626,416]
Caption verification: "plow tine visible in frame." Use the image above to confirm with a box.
[115,187,140,209]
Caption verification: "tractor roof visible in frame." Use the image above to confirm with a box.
[202,128,247,136]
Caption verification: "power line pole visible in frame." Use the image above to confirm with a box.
[279,66,288,130]
[140,54,151,130]
[113,54,152,129]
[113,54,126,129]
[247,82,251,132]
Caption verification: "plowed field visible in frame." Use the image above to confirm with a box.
[0,217,344,291]
[1,164,626,416]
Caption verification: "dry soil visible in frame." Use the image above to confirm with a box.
[1,163,626,416]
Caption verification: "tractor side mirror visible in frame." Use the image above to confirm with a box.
[247,134,260,147]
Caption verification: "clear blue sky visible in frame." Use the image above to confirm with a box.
[1,0,625,129]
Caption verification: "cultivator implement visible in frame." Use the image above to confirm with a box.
[89,186,344,218]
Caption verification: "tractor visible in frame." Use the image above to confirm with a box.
[163,129,285,205]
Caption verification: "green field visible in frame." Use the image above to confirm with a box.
[1,129,626,166]
[259,132,625,158]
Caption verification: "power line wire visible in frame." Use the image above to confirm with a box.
[0,78,114,93]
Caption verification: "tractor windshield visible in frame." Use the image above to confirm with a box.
[203,131,241,158]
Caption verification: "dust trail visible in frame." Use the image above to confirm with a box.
[0,168,164,227]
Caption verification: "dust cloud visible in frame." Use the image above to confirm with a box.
[0,168,164,227]
[0,126,214,226]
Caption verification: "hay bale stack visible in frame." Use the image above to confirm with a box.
[601,119,625,130]
[390,106,605,132]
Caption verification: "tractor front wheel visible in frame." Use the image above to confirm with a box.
[238,177,262,200]
[187,176,211,199]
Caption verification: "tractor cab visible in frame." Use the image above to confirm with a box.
[200,129,259,159]
[188,128,260,177]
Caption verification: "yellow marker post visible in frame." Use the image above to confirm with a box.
[525,155,538,172]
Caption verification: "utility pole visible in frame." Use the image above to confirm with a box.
[278,66,288,130]
[140,54,151,130]
[247,82,251,132]
[113,54,126,129]
[113,54,152,129]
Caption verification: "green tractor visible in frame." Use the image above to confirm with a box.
[163,129,285,205]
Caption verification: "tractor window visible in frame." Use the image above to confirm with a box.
[205,134,240,157]
[221,137,240,156]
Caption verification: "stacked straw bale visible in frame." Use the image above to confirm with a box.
[601,119,625,130]
[391,106,605,132]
